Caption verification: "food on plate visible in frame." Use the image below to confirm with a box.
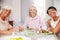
[41,30,53,34]
[10,37,23,40]
[16,37,23,40]
[27,31,34,35]
[10,38,16,40]
[41,30,49,34]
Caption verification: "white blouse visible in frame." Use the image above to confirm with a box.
[24,16,47,30]
[50,17,60,28]
[0,17,9,30]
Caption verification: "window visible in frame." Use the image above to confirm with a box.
[33,0,46,18]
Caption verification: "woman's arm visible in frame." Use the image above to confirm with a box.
[52,20,60,34]
[47,19,60,34]
[0,24,13,34]
[47,19,52,28]
[0,29,12,34]
[47,19,54,31]
[7,24,13,33]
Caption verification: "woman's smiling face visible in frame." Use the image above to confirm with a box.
[29,6,37,18]
[48,9,57,18]
[1,8,11,18]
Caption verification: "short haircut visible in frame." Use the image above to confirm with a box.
[47,6,57,15]
[29,6,37,17]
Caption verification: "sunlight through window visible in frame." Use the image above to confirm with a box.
[33,0,46,17]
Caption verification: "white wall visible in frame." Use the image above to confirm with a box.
[33,0,46,19]
[21,0,33,22]
[45,0,54,21]
[12,0,21,22]
[53,0,60,16]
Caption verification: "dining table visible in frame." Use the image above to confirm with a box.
[0,29,59,40]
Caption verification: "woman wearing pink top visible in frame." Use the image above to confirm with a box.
[24,6,47,31]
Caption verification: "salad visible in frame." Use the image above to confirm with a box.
[10,37,23,40]
[41,30,53,34]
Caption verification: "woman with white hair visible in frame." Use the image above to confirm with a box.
[0,6,13,34]
[24,6,47,32]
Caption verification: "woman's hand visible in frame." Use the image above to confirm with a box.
[0,26,13,35]
[35,28,40,31]
[19,26,24,31]
[34,27,41,33]
[48,27,55,33]
[0,29,13,34]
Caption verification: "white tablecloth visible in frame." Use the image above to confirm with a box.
[0,35,31,40]
[0,30,59,40]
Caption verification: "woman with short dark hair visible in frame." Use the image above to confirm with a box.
[47,6,60,39]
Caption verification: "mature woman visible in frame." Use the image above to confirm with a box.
[0,6,13,34]
[24,6,47,31]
